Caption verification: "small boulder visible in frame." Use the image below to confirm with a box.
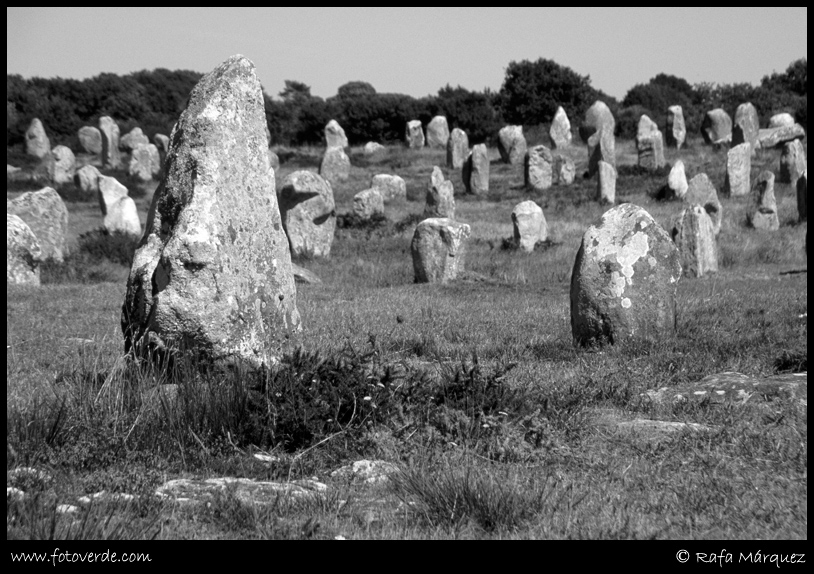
[352,188,384,220]
[497,125,527,165]
[446,128,469,169]
[411,218,470,283]
[511,200,546,252]
[549,106,572,149]
[426,116,450,149]
[78,126,102,154]
[371,174,406,203]
[6,187,69,262]
[7,214,41,286]
[405,120,424,148]
[363,141,386,155]
[747,171,779,231]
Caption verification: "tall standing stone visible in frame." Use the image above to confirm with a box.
[424,166,455,219]
[597,161,616,205]
[25,119,50,159]
[685,174,722,235]
[667,160,689,200]
[7,214,42,286]
[122,55,301,369]
[511,200,547,252]
[671,205,718,278]
[463,144,489,195]
[636,115,665,170]
[724,143,751,196]
[405,120,425,148]
[78,126,103,154]
[553,155,575,185]
[587,125,615,177]
[371,174,406,203]
[324,119,348,149]
[797,170,807,222]
[732,102,759,152]
[779,139,807,187]
[497,125,527,165]
[48,145,76,185]
[549,106,572,149]
[6,187,69,262]
[446,128,469,169]
[411,218,470,283]
[570,203,681,346]
[426,116,450,149]
[99,116,121,168]
[278,171,336,258]
[319,146,350,185]
[524,145,553,191]
[120,127,150,151]
[747,171,779,231]
[666,105,686,149]
[128,143,161,182]
[579,100,615,143]
[701,108,732,145]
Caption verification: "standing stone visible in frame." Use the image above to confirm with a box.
[120,127,150,151]
[524,145,553,191]
[747,171,779,231]
[128,143,161,182]
[685,174,722,236]
[122,55,300,369]
[779,139,807,187]
[797,170,807,222]
[636,115,665,170]
[724,143,751,196]
[7,214,41,286]
[105,196,142,236]
[99,116,121,168]
[463,144,489,195]
[732,102,759,152]
[78,126,103,154]
[701,109,732,145]
[497,125,527,165]
[666,105,686,149]
[7,187,69,263]
[587,125,615,177]
[570,203,682,346]
[769,113,795,128]
[424,166,455,219]
[364,141,386,155]
[98,175,129,217]
[75,164,101,194]
[446,128,469,169]
[426,116,450,149]
[511,200,546,252]
[549,106,572,149]
[279,171,336,258]
[405,120,425,148]
[553,155,576,185]
[324,119,348,149]
[411,218,470,283]
[154,133,170,153]
[671,205,718,278]
[319,147,350,185]
[48,145,76,185]
[352,188,384,220]
[579,100,615,143]
[597,161,616,205]
[371,174,406,203]
[25,119,50,159]
[667,160,689,200]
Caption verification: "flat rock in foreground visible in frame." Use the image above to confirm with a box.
[643,372,807,407]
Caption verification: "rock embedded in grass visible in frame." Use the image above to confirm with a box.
[511,200,546,252]
[570,203,681,346]
[278,170,336,258]
[747,171,779,231]
[405,119,425,148]
[7,213,42,286]
[498,125,527,165]
[411,217,470,283]
[671,204,718,278]
[78,126,102,154]
[724,143,751,196]
[7,186,69,262]
[25,118,50,159]
[446,128,469,169]
[122,54,301,370]
[352,188,384,220]
[426,115,450,149]
[684,174,722,235]
[666,105,686,149]
[549,106,572,149]
[524,145,553,191]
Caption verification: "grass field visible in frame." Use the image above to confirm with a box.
[6,136,807,539]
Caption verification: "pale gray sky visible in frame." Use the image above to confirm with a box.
[7,7,808,101]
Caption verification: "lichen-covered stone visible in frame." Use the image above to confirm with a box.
[446,128,469,169]
[463,144,489,195]
[75,165,101,195]
[279,170,336,258]
[363,141,386,155]
[324,119,348,149]
[352,188,384,220]
[684,174,722,235]
[120,127,149,151]
[99,116,121,168]
[769,113,795,128]
[549,106,572,149]
[636,115,665,170]
[7,214,41,285]
[497,125,527,165]
[667,160,688,200]
[671,204,717,278]
[405,120,424,148]
[511,200,546,252]
[318,146,350,185]
[579,100,615,144]
[128,143,161,182]
[732,102,759,152]
[570,203,681,346]
[122,55,300,370]
[424,166,455,219]
[724,143,751,196]
[371,174,406,203]
[553,155,575,185]
[78,126,102,154]
[6,187,69,262]
[411,218,470,283]
[779,139,806,187]
[25,118,50,159]
[587,125,615,177]
[426,116,450,149]
[524,145,553,191]
[747,171,779,231]
[597,160,616,205]
[48,145,76,185]
[98,175,129,217]
[666,105,686,149]
[701,108,732,145]
[105,196,142,236]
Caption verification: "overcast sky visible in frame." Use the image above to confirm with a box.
[7,7,808,101]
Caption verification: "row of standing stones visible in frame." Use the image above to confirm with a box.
[8,55,809,370]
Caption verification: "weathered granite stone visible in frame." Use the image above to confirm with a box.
[463,144,489,195]
[511,200,546,252]
[769,113,795,128]
[498,125,527,165]
[105,196,141,236]
[570,203,681,346]
[524,145,553,191]
[291,263,321,285]
[747,171,779,231]
[371,174,406,203]
[701,108,732,145]
[684,174,722,235]
[122,55,301,370]
[643,372,807,407]
[426,116,450,149]
[128,143,161,182]
[405,120,424,148]
[48,145,76,185]
[667,160,688,200]
[75,165,101,194]
[798,170,807,222]
[324,119,348,149]
[549,106,572,149]
[411,218,470,283]
[597,160,616,204]
[666,105,686,149]
[155,477,326,505]
[446,128,469,169]
[579,100,615,144]
[553,155,575,185]
[779,139,807,187]
[153,133,170,153]
[78,126,102,154]
[6,187,69,262]
[25,118,50,159]
[424,166,455,219]
[724,143,751,196]
[98,175,129,217]
[352,188,384,220]
[732,102,759,152]
[7,214,41,285]
[587,125,615,177]
[636,115,665,170]
[99,116,121,168]
[758,123,806,148]
[319,146,350,185]
[331,460,399,485]
[671,204,717,278]
[279,170,336,258]
[363,141,386,155]
[120,127,149,151]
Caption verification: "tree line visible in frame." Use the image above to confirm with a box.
[7,58,806,151]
